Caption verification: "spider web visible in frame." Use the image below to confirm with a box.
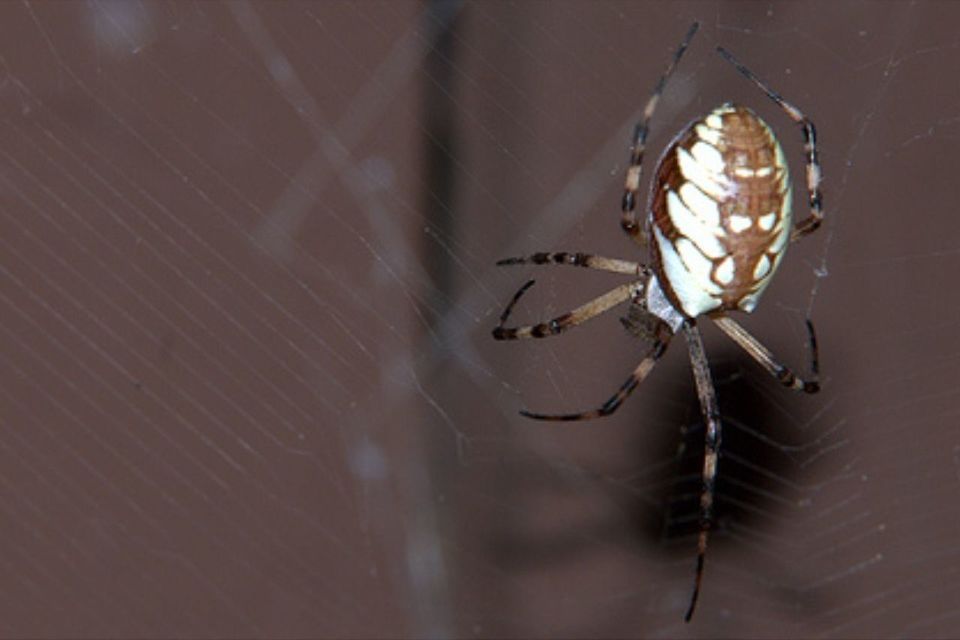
[1,2,959,638]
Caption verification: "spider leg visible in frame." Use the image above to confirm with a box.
[493,281,638,341]
[712,315,820,393]
[519,327,672,421]
[497,252,648,276]
[621,22,699,246]
[715,46,823,242]
[682,322,721,622]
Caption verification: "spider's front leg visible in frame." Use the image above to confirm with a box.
[712,315,820,393]
[519,326,672,421]
[682,322,722,621]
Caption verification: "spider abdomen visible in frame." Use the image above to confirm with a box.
[492,26,823,620]
[650,103,793,318]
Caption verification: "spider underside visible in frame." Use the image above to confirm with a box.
[492,23,822,621]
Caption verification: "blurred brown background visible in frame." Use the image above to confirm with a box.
[1,1,958,638]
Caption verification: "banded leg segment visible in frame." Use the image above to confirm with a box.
[492,281,638,341]
[681,322,722,622]
[712,315,820,393]
[621,22,700,245]
[520,328,672,421]
[497,252,647,276]
[715,46,823,242]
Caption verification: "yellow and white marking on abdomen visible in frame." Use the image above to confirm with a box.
[650,103,793,318]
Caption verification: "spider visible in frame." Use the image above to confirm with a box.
[491,22,822,621]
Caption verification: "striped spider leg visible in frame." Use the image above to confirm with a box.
[715,46,823,243]
[621,21,701,246]
[492,253,670,421]
[493,22,824,622]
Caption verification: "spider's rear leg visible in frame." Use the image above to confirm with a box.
[715,46,823,243]
[621,22,700,247]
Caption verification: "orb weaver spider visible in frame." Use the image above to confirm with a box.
[492,22,822,621]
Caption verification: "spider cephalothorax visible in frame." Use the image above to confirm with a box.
[492,22,822,621]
